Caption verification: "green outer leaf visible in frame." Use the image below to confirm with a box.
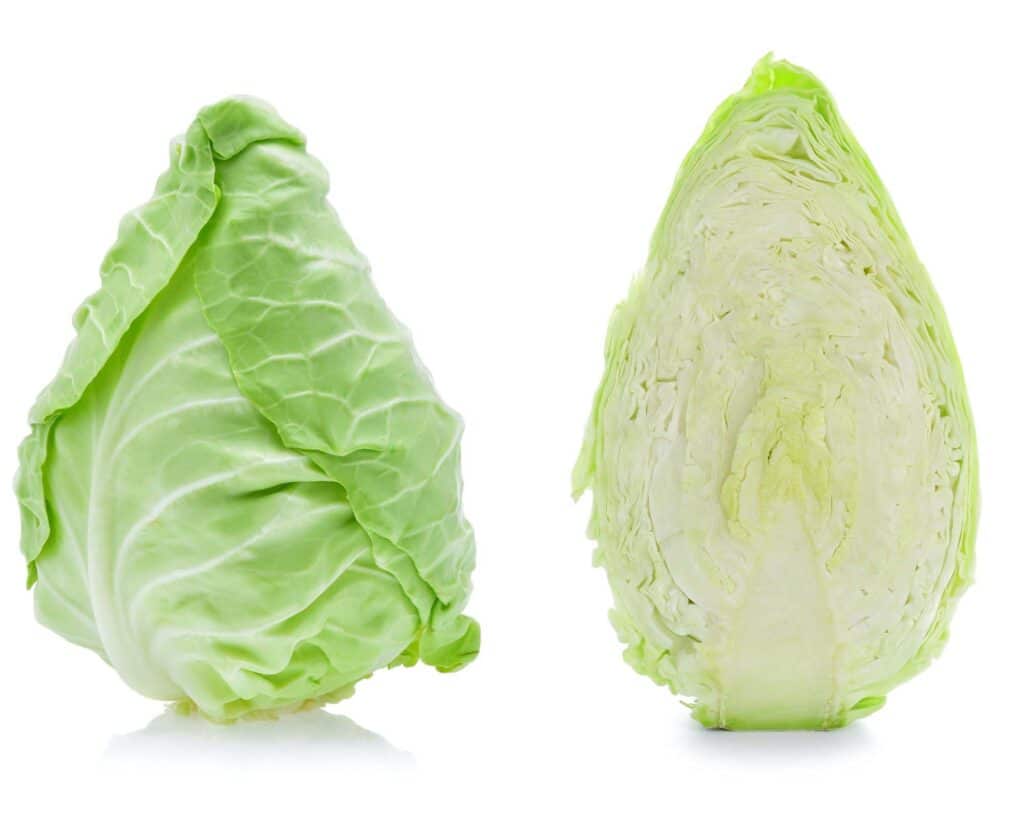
[189,99,477,665]
[17,116,220,573]
[575,56,978,729]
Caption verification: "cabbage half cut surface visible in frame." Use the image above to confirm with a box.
[17,98,478,720]
[574,57,977,729]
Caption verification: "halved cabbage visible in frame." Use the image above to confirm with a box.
[574,57,977,729]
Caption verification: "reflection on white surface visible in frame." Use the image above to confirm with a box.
[105,707,413,770]
[682,719,875,762]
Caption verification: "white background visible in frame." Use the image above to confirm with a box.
[1,1,1020,816]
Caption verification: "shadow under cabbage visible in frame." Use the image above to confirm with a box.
[106,707,413,769]
[682,719,875,763]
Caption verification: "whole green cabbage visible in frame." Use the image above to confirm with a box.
[574,57,977,729]
[16,98,478,720]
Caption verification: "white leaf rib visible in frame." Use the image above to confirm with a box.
[88,310,111,349]
[130,210,175,258]
[53,498,88,578]
[111,454,306,586]
[125,504,340,628]
[244,296,352,313]
[36,568,96,631]
[150,545,369,649]
[358,433,459,514]
[111,334,220,422]
[85,334,222,679]
[351,395,434,423]
[107,262,142,291]
[275,390,354,413]
[235,352,309,373]
[109,395,250,462]
[311,330,396,355]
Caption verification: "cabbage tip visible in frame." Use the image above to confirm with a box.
[16,98,479,720]
[574,57,977,729]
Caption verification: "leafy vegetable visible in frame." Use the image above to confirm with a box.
[574,57,977,729]
[16,97,478,720]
